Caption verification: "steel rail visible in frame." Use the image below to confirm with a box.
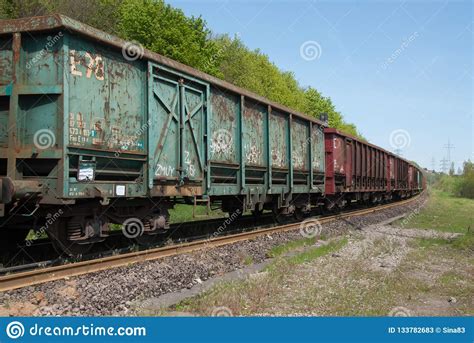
[0,195,421,292]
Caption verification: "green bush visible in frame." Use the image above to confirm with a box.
[456,160,474,199]
[434,161,474,199]
[436,175,461,195]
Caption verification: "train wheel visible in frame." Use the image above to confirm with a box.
[294,207,306,221]
[272,208,290,224]
[251,208,263,217]
[130,210,170,247]
[50,234,94,257]
[48,217,94,257]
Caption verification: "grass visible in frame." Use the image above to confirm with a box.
[156,222,474,317]
[399,188,474,253]
[438,271,462,286]
[157,189,474,317]
[163,236,350,316]
[416,237,453,249]
[406,239,474,314]
[452,232,474,251]
[170,230,472,316]
[287,237,348,265]
[415,232,474,252]
[264,237,348,274]
[243,256,254,266]
[169,204,226,223]
[397,189,473,234]
[267,237,317,258]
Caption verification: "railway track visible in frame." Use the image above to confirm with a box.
[0,212,275,273]
[0,195,421,292]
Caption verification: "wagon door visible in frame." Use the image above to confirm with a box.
[148,64,208,195]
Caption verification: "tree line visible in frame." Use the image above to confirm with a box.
[429,160,474,199]
[0,0,360,136]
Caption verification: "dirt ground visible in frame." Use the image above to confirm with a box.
[169,221,473,316]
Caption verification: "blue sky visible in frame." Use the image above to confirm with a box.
[168,0,473,172]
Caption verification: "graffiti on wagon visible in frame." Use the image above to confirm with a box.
[154,151,197,178]
[210,129,234,159]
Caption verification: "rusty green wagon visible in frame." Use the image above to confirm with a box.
[0,15,327,255]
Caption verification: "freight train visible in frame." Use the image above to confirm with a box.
[0,15,424,255]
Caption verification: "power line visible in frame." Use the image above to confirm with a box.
[443,139,455,163]
[431,157,436,171]
[439,157,449,174]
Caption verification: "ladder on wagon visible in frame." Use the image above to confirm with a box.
[192,196,211,218]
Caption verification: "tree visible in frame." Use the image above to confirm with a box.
[213,35,306,108]
[0,0,362,138]
[117,0,221,76]
[462,160,474,176]
[0,0,15,19]
[303,87,359,137]
[454,160,474,199]
[213,36,361,137]
[449,162,455,176]
[0,0,122,31]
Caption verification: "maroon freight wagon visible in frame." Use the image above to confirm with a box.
[324,128,423,209]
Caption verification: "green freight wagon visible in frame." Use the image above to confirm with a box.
[0,15,326,255]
